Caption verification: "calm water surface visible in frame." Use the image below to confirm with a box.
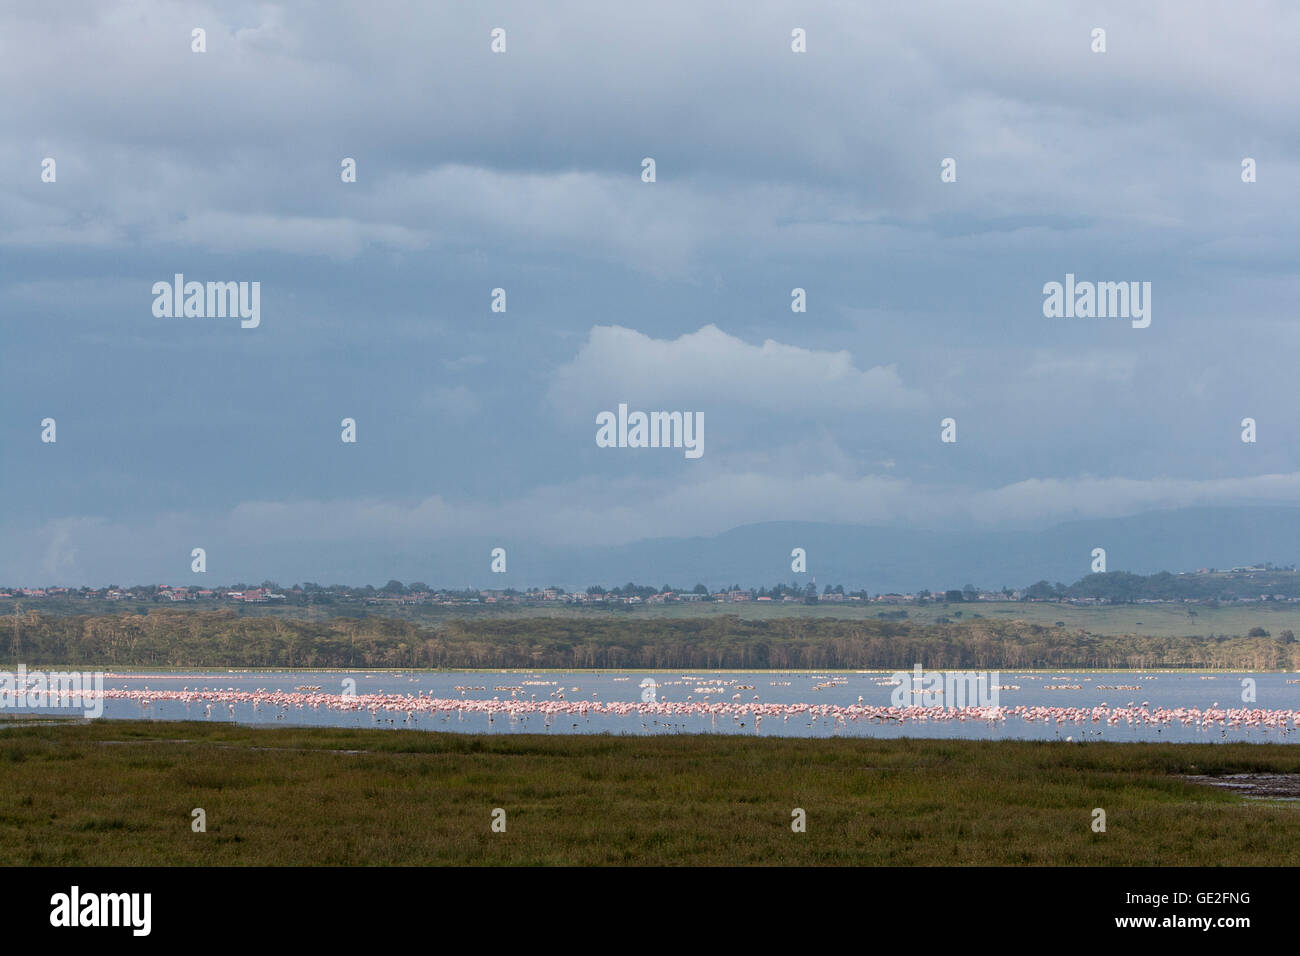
[41,668,1300,743]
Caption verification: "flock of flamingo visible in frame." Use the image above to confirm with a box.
[90,681,1300,737]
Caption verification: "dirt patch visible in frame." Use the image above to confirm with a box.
[1184,773,1300,801]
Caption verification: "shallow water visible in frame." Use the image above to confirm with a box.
[17,668,1300,743]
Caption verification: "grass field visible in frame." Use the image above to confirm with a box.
[617,599,1300,638]
[3,720,1298,865]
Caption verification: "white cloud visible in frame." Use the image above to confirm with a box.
[152,211,428,259]
[423,385,481,422]
[39,518,98,580]
[1022,349,1138,385]
[970,472,1300,526]
[549,324,926,414]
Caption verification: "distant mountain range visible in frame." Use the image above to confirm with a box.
[494,506,1300,594]
[18,506,1300,593]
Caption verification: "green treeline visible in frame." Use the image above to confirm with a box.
[4,609,1299,670]
[1024,569,1300,603]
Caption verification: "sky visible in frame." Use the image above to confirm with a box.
[3,0,1300,586]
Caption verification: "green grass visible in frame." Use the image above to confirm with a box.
[428,598,1300,640]
[926,600,1300,638]
[279,596,1300,640]
[2,720,1298,865]
[643,598,1300,639]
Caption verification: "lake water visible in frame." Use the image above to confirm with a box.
[18,668,1300,743]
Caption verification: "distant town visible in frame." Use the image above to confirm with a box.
[0,582,977,607]
[5,564,1300,608]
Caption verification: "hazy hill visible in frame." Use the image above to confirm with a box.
[516,506,1300,593]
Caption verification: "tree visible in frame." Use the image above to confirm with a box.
[1023,581,1055,601]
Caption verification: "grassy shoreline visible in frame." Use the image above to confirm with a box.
[20,665,1300,674]
[3,720,1298,865]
